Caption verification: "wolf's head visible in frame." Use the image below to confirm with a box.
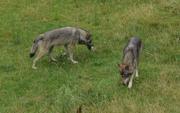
[78,30,95,51]
[118,63,134,85]
[85,32,94,51]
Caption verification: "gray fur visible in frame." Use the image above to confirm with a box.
[118,37,142,88]
[30,34,44,58]
[30,27,94,69]
[123,37,142,66]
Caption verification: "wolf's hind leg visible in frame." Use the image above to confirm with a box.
[62,44,68,56]
[32,49,47,69]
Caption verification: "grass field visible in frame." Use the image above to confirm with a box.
[0,0,180,113]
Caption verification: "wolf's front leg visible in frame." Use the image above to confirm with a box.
[128,73,135,88]
[32,61,37,69]
[62,45,68,56]
[67,45,78,64]
[135,69,139,77]
[134,60,139,77]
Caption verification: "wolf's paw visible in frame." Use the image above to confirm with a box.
[72,60,78,64]
[51,58,57,62]
[62,52,67,56]
[135,74,139,78]
[128,85,132,89]
[128,82,132,89]
[32,66,37,70]
[135,70,139,77]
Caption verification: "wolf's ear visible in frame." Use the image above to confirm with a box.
[118,64,126,70]
[117,63,123,67]
[86,32,92,40]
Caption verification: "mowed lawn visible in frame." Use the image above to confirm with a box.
[0,0,179,113]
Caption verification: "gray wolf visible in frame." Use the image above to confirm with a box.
[118,37,142,88]
[30,27,94,69]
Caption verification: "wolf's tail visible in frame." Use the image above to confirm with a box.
[29,34,44,58]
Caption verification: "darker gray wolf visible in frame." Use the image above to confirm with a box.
[30,27,94,69]
[118,37,142,88]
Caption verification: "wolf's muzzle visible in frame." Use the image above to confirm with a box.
[87,44,95,51]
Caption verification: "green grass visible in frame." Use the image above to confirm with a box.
[0,0,180,113]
